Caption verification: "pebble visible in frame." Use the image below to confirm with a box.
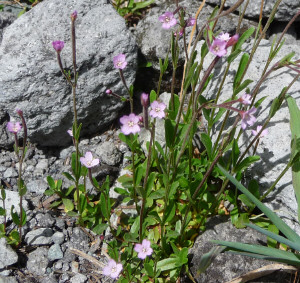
[27,247,49,276]
[0,238,18,269]
[48,244,64,261]
[52,231,65,244]
[25,228,54,245]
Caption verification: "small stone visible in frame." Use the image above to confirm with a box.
[0,276,18,283]
[71,261,79,273]
[26,179,48,194]
[95,141,121,166]
[52,231,65,245]
[48,244,63,261]
[56,218,66,230]
[70,274,88,283]
[27,247,49,276]
[25,228,54,246]
[3,167,18,178]
[35,212,56,227]
[0,238,18,269]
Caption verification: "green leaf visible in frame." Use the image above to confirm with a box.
[234,155,260,173]
[287,96,300,222]
[131,0,155,12]
[150,90,157,103]
[62,198,74,212]
[130,216,140,234]
[233,79,253,96]
[165,119,175,148]
[235,27,255,51]
[146,172,156,197]
[218,165,300,243]
[163,201,176,224]
[1,188,5,200]
[231,139,240,167]
[269,87,286,118]
[156,258,180,272]
[0,207,6,216]
[200,133,213,160]
[92,223,108,235]
[234,53,250,89]
[168,93,180,120]
[47,176,55,190]
[212,240,300,266]
[11,205,20,225]
[227,48,242,63]
[145,263,155,277]
[184,62,198,91]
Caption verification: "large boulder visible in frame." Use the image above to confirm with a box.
[0,0,137,147]
[195,38,300,233]
[135,0,257,70]
[204,0,300,21]
[184,217,290,282]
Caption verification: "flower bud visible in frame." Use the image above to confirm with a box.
[52,41,65,52]
[71,10,77,21]
[140,93,149,108]
[226,34,239,48]
[106,89,112,94]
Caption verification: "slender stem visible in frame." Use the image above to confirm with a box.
[119,69,132,112]
[140,125,155,242]
[260,162,292,201]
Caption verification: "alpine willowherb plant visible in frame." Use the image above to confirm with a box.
[41,1,300,282]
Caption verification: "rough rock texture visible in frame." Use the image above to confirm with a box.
[0,12,16,43]
[195,39,300,233]
[135,0,257,70]
[184,217,289,282]
[0,238,18,269]
[26,247,49,276]
[204,0,300,21]
[0,0,137,147]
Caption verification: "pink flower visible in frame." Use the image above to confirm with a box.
[67,130,73,137]
[105,89,112,94]
[120,113,141,135]
[252,125,268,138]
[217,32,231,42]
[159,12,177,29]
[113,54,127,70]
[141,93,149,108]
[71,10,77,21]
[7,121,22,134]
[186,17,196,27]
[240,108,256,130]
[80,152,100,168]
[134,239,153,260]
[239,93,252,105]
[149,101,166,119]
[209,38,227,57]
[52,41,65,52]
[102,259,123,279]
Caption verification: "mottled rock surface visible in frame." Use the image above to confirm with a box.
[0,0,137,147]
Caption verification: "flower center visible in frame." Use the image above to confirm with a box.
[155,107,161,112]
[111,267,116,273]
[142,247,147,253]
[214,45,220,52]
[128,121,134,127]
[117,61,123,67]
[165,16,170,23]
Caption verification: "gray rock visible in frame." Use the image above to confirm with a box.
[95,141,122,166]
[69,227,89,248]
[135,0,257,70]
[204,0,300,21]
[52,231,65,245]
[0,0,137,147]
[0,190,29,222]
[0,12,16,43]
[0,276,18,283]
[70,274,88,283]
[25,227,54,245]
[194,39,300,233]
[3,167,18,178]
[186,217,271,282]
[48,243,64,261]
[27,247,49,276]
[26,179,48,194]
[35,212,56,227]
[0,238,18,269]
